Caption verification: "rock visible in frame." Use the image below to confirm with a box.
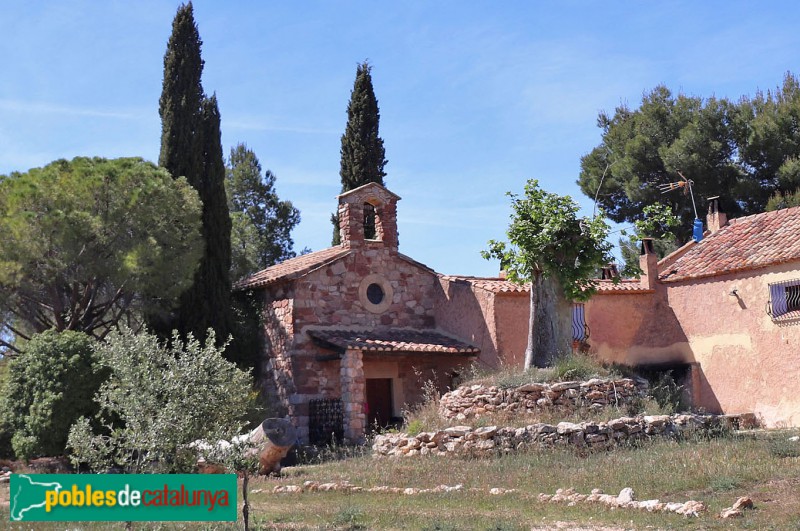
[732,496,754,510]
[720,508,743,519]
[550,381,580,392]
[617,487,635,504]
[675,500,706,517]
[517,383,547,393]
[474,426,498,439]
[557,422,582,435]
[445,426,472,437]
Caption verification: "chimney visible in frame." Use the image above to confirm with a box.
[600,263,619,280]
[498,270,507,279]
[639,238,658,290]
[706,196,727,233]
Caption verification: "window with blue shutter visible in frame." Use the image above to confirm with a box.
[768,279,800,320]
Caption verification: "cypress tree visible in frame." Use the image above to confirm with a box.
[332,61,388,244]
[159,2,204,186]
[156,2,231,343]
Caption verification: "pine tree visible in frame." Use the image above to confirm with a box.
[226,143,300,280]
[156,3,231,343]
[332,61,388,244]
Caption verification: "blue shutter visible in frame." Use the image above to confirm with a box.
[771,283,789,317]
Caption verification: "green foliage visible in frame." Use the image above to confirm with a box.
[582,74,800,243]
[579,86,751,244]
[552,353,606,381]
[332,61,388,244]
[3,331,106,460]
[768,437,800,458]
[156,3,232,345]
[766,188,800,211]
[0,157,202,340]
[618,203,680,276]
[483,180,613,302]
[172,95,232,344]
[226,143,300,280]
[67,328,252,473]
[158,1,204,183]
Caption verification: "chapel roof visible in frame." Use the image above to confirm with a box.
[307,328,480,355]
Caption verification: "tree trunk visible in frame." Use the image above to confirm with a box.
[242,471,250,531]
[248,418,297,476]
[524,274,573,369]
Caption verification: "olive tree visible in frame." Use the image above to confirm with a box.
[67,328,252,473]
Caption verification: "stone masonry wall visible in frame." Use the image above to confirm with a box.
[373,413,738,458]
[439,378,648,421]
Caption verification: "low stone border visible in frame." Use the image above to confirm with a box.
[439,378,647,420]
[539,487,706,518]
[373,413,737,458]
[269,481,711,519]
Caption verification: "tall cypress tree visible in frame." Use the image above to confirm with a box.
[332,61,388,244]
[159,2,203,186]
[156,3,231,343]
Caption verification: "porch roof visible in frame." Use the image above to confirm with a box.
[307,328,480,355]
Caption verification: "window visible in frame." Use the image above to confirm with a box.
[363,203,377,240]
[366,283,384,305]
[768,279,800,320]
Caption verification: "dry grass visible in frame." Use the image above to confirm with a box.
[4,431,800,529]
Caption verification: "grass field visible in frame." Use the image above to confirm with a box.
[3,430,800,530]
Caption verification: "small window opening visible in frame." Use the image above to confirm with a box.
[366,283,384,305]
[364,203,377,240]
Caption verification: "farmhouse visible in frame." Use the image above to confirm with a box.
[239,183,800,441]
[235,182,528,443]
[585,198,800,427]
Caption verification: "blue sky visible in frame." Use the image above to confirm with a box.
[2,1,800,276]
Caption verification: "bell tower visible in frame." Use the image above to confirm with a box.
[337,182,400,251]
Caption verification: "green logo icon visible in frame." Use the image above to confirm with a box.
[10,474,237,522]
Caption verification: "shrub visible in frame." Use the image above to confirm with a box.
[552,353,608,381]
[3,330,105,460]
[67,328,252,473]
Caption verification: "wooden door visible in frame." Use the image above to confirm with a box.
[366,378,393,429]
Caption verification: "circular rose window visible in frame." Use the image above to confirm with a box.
[358,274,393,314]
[366,283,385,304]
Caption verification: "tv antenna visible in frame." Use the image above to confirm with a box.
[657,171,703,241]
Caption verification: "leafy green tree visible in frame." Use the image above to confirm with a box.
[332,61,388,244]
[226,143,300,280]
[578,86,747,244]
[483,180,612,369]
[157,2,232,343]
[0,157,202,345]
[733,73,800,198]
[4,331,107,459]
[67,328,252,473]
[766,188,800,211]
[617,203,680,277]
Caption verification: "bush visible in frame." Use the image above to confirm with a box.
[67,328,253,473]
[2,330,105,460]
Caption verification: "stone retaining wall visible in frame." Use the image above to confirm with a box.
[372,413,736,458]
[439,378,647,420]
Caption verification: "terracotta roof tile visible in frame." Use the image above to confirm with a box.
[234,247,350,290]
[659,206,800,282]
[593,279,653,293]
[440,275,529,294]
[307,328,480,354]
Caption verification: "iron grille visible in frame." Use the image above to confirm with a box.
[767,279,800,320]
[572,303,590,341]
[308,398,344,444]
